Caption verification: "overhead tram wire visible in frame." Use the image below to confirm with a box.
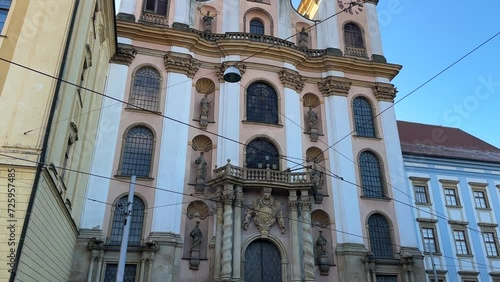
[3,154,500,273]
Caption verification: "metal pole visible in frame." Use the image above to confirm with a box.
[116,175,136,282]
[426,241,438,282]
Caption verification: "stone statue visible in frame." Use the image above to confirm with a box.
[200,94,211,116]
[307,107,318,130]
[190,221,203,251]
[316,230,327,256]
[243,188,285,235]
[195,152,207,181]
[202,11,215,33]
[298,27,309,48]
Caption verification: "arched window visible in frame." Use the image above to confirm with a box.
[246,82,278,124]
[129,67,161,111]
[109,196,145,246]
[353,97,376,137]
[250,19,265,35]
[120,126,154,177]
[359,151,384,198]
[144,0,168,15]
[368,214,393,258]
[246,138,279,170]
[344,22,364,48]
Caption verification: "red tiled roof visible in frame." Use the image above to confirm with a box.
[397,121,500,163]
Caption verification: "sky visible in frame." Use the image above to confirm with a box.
[116,0,500,148]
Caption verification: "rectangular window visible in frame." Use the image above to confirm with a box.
[444,188,459,206]
[483,232,499,257]
[422,227,438,253]
[414,185,429,204]
[0,0,12,32]
[453,230,469,255]
[104,264,137,282]
[473,190,489,209]
[376,275,398,282]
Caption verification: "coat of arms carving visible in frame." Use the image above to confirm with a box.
[243,188,285,235]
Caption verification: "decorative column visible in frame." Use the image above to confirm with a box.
[365,0,385,60]
[223,0,240,32]
[300,193,315,281]
[232,186,243,280]
[152,52,200,233]
[279,69,305,167]
[316,0,340,50]
[214,188,224,280]
[288,192,301,281]
[215,64,245,166]
[81,47,136,229]
[86,253,96,282]
[94,254,104,282]
[220,184,235,280]
[173,0,191,25]
[117,0,136,21]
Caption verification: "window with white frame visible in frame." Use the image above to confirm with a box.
[414,185,429,204]
[483,232,499,257]
[444,187,460,206]
[422,227,438,253]
[453,230,470,255]
[473,190,489,209]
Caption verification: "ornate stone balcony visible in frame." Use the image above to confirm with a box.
[140,12,168,26]
[345,46,368,58]
[208,160,314,189]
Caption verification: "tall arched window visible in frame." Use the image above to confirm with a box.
[144,0,168,15]
[368,214,393,258]
[359,151,384,198]
[344,22,364,48]
[129,67,161,111]
[120,126,154,177]
[246,138,279,170]
[109,196,145,246]
[246,82,278,124]
[353,97,376,137]
[250,19,265,35]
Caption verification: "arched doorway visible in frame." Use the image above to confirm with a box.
[244,239,282,282]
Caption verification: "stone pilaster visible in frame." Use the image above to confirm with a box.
[300,198,315,281]
[214,190,224,280]
[164,52,200,78]
[278,68,305,93]
[220,185,234,280]
[288,194,301,281]
[110,45,137,66]
[372,85,397,102]
[232,186,243,280]
[318,76,352,97]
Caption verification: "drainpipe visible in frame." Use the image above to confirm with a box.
[9,1,80,281]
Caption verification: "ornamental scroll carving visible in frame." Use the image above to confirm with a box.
[372,85,397,102]
[243,188,285,235]
[279,68,305,93]
[164,52,200,78]
[111,46,137,66]
[317,77,352,97]
[215,63,246,82]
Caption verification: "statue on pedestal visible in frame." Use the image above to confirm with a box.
[298,27,309,48]
[190,221,203,251]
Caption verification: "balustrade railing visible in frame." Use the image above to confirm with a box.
[212,162,311,184]
[345,46,367,58]
[140,12,168,26]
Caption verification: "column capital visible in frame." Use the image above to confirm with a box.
[300,201,312,212]
[216,63,246,82]
[318,76,352,97]
[110,45,137,66]
[279,68,305,93]
[288,200,299,211]
[234,186,244,207]
[164,52,200,78]
[372,85,397,102]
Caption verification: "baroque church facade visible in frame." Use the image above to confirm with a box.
[71,0,427,281]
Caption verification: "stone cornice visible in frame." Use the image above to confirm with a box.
[215,63,247,83]
[317,76,352,97]
[116,21,402,80]
[372,85,397,102]
[164,52,200,78]
[110,45,137,66]
[278,68,305,93]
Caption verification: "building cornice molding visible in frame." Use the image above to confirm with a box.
[317,76,352,97]
[164,52,200,78]
[110,45,137,66]
[372,85,397,102]
[278,68,305,93]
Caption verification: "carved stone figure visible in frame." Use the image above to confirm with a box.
[316,230,327,256]
[195,152,207,181]
[243,188,285,235]
[200,94,211,116]
[190,221,203,251]
[311,159,323,203]
[307,107,318,130]
[202,11,215,32]
[298,27,309,48]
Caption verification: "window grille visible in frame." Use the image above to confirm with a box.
[246,82,278,125]
[246,138,279,170]
[104,264,137,282]
[368,214,393,258]
[359,151,384,198]
[353,97,376,137]
[129,67,161,111]
[108,196,145,246]
[120,126,154,177]
[250,19,264,35]
[344,22,364,48]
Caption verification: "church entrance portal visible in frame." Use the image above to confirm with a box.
[244,239,282,282]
